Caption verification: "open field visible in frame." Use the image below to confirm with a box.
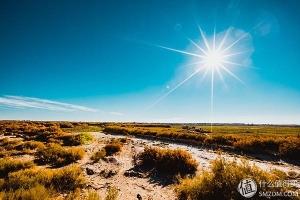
[0,121,299,199]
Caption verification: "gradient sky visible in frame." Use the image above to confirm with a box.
[0,0,300,124]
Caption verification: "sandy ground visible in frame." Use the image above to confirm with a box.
[78,132,300,200]
[78,133,176,200]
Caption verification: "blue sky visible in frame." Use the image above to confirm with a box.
[0,0,300,124]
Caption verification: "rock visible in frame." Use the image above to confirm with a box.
[137,194,142,200]
[86,167,96,175]
[124,170,144,178]
[100,169,117,178]
[103,156,118,164]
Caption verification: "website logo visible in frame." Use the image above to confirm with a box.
[238,178,257,198]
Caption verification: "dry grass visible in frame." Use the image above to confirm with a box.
[137,146,198,176]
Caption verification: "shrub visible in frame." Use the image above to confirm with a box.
[105,186,119,200]
[2,164,87,193]
[91,148,106,162]
[51,164,87,192]
[18,141,45,151]
[0,158,35,178]
[137,146,198,175]
[175,155,294,200]
[0,184,52,200]
[60,132,94,146]
[36,143,85,166]
[279,140,300,161]
[104,141,123,156]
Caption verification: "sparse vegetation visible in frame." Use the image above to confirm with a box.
[1,121,300,199]
[91,148,107,162]
[175,155,297,200]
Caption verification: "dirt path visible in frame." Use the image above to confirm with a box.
[78,133,177,200]
[78,132,300,200]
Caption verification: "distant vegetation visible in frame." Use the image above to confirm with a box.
[104,124,300,162]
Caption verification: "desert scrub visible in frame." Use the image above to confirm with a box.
[91,148,106,162]
[60,132,94,146]
[0,164,87,198]
[36,143,85,166]
[137,146,198,175]
[105,186,119,200]
[0,184,52,200]
[0,158,35,178]
[104,140,123,156]
[175,155,296,200]
[279,139,300,161]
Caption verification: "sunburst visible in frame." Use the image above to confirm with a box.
[147,24,254,132]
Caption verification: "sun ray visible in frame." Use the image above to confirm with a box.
[215,66,228,90]
[219,64,245,84]
[185,36,209,56]
[146,65,207,111]
[210,68,214,132]
[221,49,254,59]
[198,26,212,53]
[155,45,206,59]
[216,27,233,52]
[222,60,251,68]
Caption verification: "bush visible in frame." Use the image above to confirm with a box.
[1,164,87,193]
[36,143,85,166]
[279,140,300,161]
[60,132,94,146]
[51,164,87,192]
[0,184,52,200]
[104,141,123,156]
[137,146,198,175]
[175,155,294,200]
[91,148,106,162]
[105,186,119,200]
[0,158,35,178]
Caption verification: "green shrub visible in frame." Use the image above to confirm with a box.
[175,155,294,200]
[91,148,106,162]
[60,132,94,146]
[0,158,35,178]
[137,146,198,175]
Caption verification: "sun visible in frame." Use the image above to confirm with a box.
[204,51,224,69]
[147,24,254,131]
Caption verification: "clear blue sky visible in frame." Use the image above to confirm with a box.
[0,0,299,124]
